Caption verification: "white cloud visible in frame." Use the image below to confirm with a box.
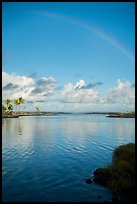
[58,79,135,111]
[30,76,57,98]
[2,71,35,100]
[107,79,135,105]
[2,72,135,112]
[2,71,57,101]
[59,80,103,104]
[2,71,34,87]
[74,80,86,89]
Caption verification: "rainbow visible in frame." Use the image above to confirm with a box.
[33,10,134,63]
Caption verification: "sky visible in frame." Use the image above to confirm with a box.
[2,2,135,112]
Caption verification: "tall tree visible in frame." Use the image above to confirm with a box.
[18,97,25,104]
[8,104,13,113]
[2,105,6,114]
[36,106,40,113]
[5,99,11,112]
[13,99,20,113]
[18,97,25,112]
[4,99,13,114]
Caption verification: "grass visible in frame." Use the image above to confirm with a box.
[93,143,135,202]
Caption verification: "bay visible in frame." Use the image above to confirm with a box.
[2,114,135,202]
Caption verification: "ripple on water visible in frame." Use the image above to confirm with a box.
[2,115,134,202]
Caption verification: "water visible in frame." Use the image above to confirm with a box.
[2,114,135,202]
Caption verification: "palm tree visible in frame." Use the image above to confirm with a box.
[13,99,20,113]
[4,99,13,114]
[18,97,25,112]
[5,99,11,112]
[2,105,6,114]
[8,104,13,114]
[18,97,25,104]
[36,106,40,114]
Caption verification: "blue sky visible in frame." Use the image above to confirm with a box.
[2,2,135,112]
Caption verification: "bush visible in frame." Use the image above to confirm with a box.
[93,143,135,201]
[113,143,135,166]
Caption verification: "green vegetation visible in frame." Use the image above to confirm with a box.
[18,97,25,112]
[35,106,40,114]
[13,97,25,113]
[5,99,12,112]
[2,97,25,115]
[2,99,14,114]
[13,99,20,112]
[2,96,58,117]
[2,105,6,114]
[2,98,57,117]
[92,143,135,202]
[8,103,13,112]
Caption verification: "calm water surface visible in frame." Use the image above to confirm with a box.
[2,114,135,202]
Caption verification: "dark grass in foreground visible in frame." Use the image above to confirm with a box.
[86,143,135,202]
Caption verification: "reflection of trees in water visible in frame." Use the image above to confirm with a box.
[2,118,12,130]
[2,117,135,151]
[2,118,54,150]
[2,118,23,135]
[17,118,22,135]
[11,118,21,135]
[2,118,31,148]
[2,118,17,146]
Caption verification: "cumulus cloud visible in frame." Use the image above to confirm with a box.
[2,71,34,87]
[74,80,103,90]
[30,77,57,96]
[2,71,135,112]
[81,82,103,89]
[101,79,135,111]
[57,79,134,111]
[2,71,57,101]
[74,80,86,89]
[3,82,19,90]
[107,79,135,105]
[2,71,35,100]
[59,80,104,104]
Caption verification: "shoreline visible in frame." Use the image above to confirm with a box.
[2,111,135,118]
[2,113,57,118]
[86,143,135,202]
[2,112,71,118]
[84,112,135,118]
[106,112,135,118]
[2,115,19,118]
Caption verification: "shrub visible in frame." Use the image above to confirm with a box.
[93,143,135,201]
